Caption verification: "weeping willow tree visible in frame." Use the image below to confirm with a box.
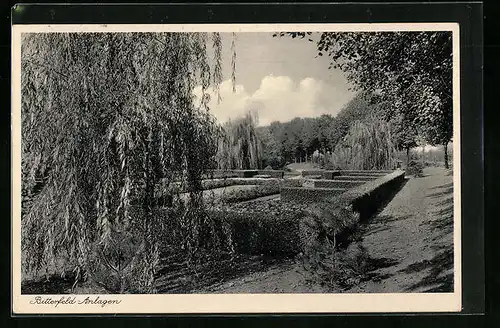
[21,32,235,293]
[216,110,262,170]
[329,117,396,170]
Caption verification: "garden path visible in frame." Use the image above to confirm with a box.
[345,166,454,293]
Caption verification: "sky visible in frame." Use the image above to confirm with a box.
[193,32,356,126]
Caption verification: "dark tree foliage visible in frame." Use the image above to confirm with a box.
[255,92,387,167]
[275,31,453,168]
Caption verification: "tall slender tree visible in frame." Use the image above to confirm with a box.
[216,110,262,170]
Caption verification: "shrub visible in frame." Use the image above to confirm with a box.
[406,160,424,177]
[210,202,305,256]
[265,155,286,170]
[202,171,239,179]
[299,198,360,275]
[218,183,281,203]
[301,170,325,177]
[281,187,346,204]
[314,179,366,189]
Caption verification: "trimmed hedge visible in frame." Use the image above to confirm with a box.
[335,170,406,221]
[257,170,285,178]
[202,170,405,256]
[281,187,347,203]
[301,170,325,177]
[210,200,307,255]
[299,170,405,255]
[332,175,379,181]
[202,171,239,179]
[211,209,302,255]
[314,179,366,189]
[339,170,391,176]
[194,170,406,258]
[322,171,341,180]
[301,170,341,179]
[218,183,280,203]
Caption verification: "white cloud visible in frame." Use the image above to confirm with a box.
[193,75,354,126]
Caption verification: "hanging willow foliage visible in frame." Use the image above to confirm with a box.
[21,32,235,293]
[329,116,396,170]
[216,111,262,170]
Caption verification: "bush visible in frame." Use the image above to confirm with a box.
[336,170,405,221]
[265,155,286,170]
[314,179,366,189]
[210,202,305,256]
[218,183,281,203]
[301,170,325,177]
[203,171,239,179]
[281,187,346,204]
[406,160,424,177]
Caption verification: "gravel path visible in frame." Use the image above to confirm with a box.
[345,166,454,293]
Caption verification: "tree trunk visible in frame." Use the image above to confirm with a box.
[444,141,449,169]
[406,147,410,166]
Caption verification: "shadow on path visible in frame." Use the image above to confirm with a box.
[401,180,454,293]
[400,248,454,292]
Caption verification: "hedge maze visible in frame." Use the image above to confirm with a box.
[199,169,407,256]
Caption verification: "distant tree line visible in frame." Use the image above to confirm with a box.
[255,92,387,169]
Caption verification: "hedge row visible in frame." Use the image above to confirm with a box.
[334,169,406,221]
[210,201,307,255]
[332,175,379,181]
[338,170,392,176]
[166,177,282,193]
[301,170,325,177]
[226,170,404,256]
[202,171,239,179]
[281,186,347,204]
[211,209,302,255]
[281,178,304,188]
[257,170,285,178]
[218,183,281,203]
[201,170,404,256]
[221,170,285,179]
[322,171,341,180]
[314,179,366,189]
